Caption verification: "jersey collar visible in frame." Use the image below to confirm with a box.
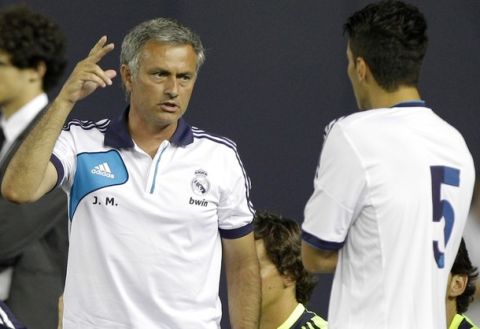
[104,106,194,149]
[277,304,305,329]
[391,100,427,108]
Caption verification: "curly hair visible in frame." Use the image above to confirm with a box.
[0,5,67,91]
[343,0,428,91]
[451,238,479,314]
[253,211,317,304]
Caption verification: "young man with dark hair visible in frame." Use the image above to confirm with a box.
[447,238,479,329]
[301,1,475,328]
[0,5,68,329]
[254,212,327,329]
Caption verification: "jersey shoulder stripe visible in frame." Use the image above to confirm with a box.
[323,115,346,143]
[63,118,111,132]
[192,126,237,148]
[0,301,26,329]
[191,127,253,215]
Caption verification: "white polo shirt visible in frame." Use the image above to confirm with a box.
[302,102,475,329]
[51,110,254,329]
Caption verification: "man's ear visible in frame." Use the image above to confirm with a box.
[36,61,47,78]
[120,64,133,92]
[355,57,368,82]
[282,273,296,288]
[29,61,47,83]
[448,274,468,298]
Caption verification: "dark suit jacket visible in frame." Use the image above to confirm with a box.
[0,107,68,329]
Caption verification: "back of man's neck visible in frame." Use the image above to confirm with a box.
[367,85,422,110]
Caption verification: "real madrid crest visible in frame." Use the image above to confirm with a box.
[191,169,210,195]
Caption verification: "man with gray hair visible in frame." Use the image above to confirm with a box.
[2,18,260,329]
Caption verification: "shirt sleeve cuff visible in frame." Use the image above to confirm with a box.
[219,222,253,239]
[50,153,64,188]
[301,230,345,251]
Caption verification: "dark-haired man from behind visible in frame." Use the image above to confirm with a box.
[254,212,327,329]
[447,239,479,329]
[301,1,475,328]
[0,5,68,329]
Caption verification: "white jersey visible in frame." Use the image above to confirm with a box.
[302,103,475,329]
[51,113,254,329]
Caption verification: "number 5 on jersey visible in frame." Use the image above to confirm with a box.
[430,166,460,268]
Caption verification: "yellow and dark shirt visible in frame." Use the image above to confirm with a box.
[449,314,479,329]
[278,304,328,329]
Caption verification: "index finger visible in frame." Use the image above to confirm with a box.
[87,36,115,63]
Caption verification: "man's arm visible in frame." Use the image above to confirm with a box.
[301,241,338,273]
[1,36,116,203]
[222,232,260,329]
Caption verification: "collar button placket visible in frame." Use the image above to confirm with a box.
[149,141,170,194]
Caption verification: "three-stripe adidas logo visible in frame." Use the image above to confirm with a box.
[91,162,115,179]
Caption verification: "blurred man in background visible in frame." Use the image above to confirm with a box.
[447,238,478,329]
[0,5,68,329]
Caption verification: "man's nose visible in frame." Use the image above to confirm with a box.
[164,76,178,98]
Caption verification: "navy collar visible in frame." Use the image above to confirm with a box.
[104,107,194,149]
[391,100,427,108]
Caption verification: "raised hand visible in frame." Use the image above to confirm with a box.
[57,36,117,106]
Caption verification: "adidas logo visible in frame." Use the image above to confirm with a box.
[91,162,115,179]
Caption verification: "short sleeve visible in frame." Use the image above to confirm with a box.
[302,122,367,250]
[217,146,254,239]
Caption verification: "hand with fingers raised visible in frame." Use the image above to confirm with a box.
[57,36,117,107]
